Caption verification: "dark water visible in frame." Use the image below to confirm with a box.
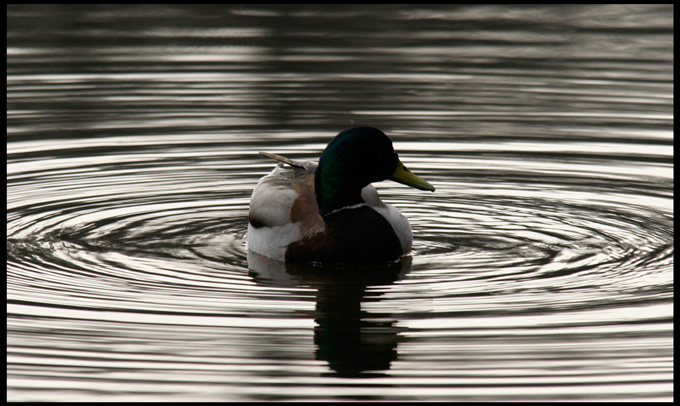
[7,5,673,402]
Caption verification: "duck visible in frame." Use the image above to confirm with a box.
[247,127,435,265]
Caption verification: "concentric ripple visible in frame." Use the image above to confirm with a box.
[7,131,673,401]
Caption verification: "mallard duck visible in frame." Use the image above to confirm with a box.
[247,127,434,264]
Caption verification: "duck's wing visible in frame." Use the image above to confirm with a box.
[248,153,325,260]
[249,152,314,228]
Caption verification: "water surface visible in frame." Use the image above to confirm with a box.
[7,4,673,402]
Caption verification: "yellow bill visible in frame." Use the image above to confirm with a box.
[390,159,435,192]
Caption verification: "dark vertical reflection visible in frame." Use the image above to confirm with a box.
[249,252,410,377]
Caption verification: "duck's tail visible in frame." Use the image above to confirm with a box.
[259,151,310,170]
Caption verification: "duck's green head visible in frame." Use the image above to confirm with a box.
[315,127,435,215]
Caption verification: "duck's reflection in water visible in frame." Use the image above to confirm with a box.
[248,251,410,377]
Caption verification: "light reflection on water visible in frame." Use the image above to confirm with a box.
[7,4,673,402]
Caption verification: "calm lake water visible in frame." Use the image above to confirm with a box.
[7,4,673,402]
